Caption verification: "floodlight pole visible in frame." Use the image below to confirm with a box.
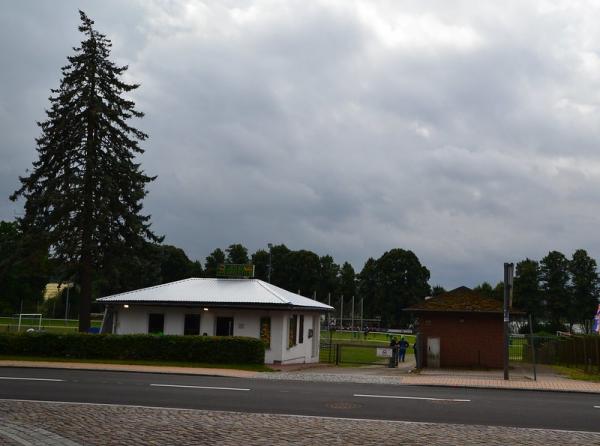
[503,262,514,381]
[267,243,273,283]
[351,296,355,336]
[340,295,344,329]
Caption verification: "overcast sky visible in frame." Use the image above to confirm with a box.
[2,1,600,289]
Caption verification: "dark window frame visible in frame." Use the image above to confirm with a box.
[148,313,164,334]
[184,314,201,336]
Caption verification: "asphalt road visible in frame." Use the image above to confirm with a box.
[0,368,598,432]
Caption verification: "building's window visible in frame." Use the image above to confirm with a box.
[288,315,298,348]
[260,317,271,349]
[216,317,234,336]
[298,315,304,344]
[148,313,164,334]
[184,314,201,335]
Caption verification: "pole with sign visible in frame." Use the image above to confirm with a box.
[503,262,514,381]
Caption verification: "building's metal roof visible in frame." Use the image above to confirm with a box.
[96,278,333,311]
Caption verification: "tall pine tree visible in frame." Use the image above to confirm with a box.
[10,11,161,331]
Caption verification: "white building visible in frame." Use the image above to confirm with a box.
[97,278,333,364]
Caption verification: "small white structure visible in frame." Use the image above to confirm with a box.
[97,278,333,364]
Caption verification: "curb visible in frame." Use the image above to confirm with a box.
[398,381,600,395]
[0,362,258,379]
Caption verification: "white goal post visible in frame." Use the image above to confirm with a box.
[17,313,42,333]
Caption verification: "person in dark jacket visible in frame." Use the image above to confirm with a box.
[388,337,398,367]
[398,337,410,362]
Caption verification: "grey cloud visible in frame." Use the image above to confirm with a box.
[3,1,600,288]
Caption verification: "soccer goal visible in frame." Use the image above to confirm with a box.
[17,313,43,333]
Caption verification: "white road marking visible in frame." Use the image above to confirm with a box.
[354,394,470,402]
[594,406,600,409]
[150,384,250,391]
[0,377,64,382]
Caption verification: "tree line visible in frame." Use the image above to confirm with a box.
[0,222,431,328]
[470,250,599,333]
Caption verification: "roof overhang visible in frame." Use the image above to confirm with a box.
[100,301,332,312]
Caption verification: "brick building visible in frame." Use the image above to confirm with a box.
[406,286,516,369]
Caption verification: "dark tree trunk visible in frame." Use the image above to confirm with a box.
[79,254,92,332]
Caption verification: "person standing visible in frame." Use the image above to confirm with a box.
[398,337,409,362]
[388,337,398,368]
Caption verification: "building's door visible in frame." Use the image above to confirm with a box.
[427,337,440,368]
[216,317,234,336]
[311,316,319,358]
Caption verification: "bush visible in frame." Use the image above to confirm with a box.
[0,333,265,364]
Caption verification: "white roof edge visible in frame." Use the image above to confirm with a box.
[255,280,290,304]
[96,277,333,310]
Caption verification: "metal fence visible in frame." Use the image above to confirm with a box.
[320,341,392,366]
[509,334,600,375]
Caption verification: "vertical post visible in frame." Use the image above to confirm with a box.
[340,295,344,330]
[335,343,340,365]
[583,337,588,373]
[503,262,513,381]
[529,314,537,381]
[267,243,273,283]
[351,296,355,338]
[65,286,70,322]
[594,336,600,373]
[360,298,364,333]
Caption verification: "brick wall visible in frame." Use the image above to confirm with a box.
[418,312,503,368]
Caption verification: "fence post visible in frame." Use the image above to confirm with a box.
[583,337,588,373]
[335,343,340,366]
[528,315,537,381]
[596,336,600,374]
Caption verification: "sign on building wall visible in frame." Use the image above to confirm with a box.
[216,264,255,278]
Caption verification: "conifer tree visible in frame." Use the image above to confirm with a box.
[11,11,161,332]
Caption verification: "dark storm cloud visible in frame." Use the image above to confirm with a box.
[3,1,600,288]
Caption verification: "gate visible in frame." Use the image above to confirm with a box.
[320,342,390,366]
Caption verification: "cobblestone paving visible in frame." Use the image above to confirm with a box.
[0,400,599,445]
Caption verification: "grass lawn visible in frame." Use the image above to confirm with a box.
[552,365,600,382]
[0,317,102,333]
[0,355,272,372]
[320,333,416,366]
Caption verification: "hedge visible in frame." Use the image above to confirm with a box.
[0,333,265,364]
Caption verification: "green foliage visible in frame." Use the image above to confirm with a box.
[10,12,160,331]
[431,285,446,296]
[0,221,50,314]
[0,333,265,364]
[204,248,225,277]
[514,259,542,324]
[338,262,357,299]
[473,282,494,298]
[226,244,249,264]
[359,249,431,327]
[568,249,599,330]
[540,251,570,327]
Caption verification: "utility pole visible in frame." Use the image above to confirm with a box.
[267,243,273,283]
[360,297,364,332]
[351,296,355,337]
[503,262,514,381]
[64,285,71,321]
[340,295,344,329]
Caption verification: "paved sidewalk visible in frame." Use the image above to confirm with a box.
[1,400,599,446]
[1,359,599,394]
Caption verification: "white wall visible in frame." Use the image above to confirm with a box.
[112,305,323,364]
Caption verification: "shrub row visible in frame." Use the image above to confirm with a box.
[0,333,265,364]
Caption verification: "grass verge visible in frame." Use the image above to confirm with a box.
[552,365,600,382]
